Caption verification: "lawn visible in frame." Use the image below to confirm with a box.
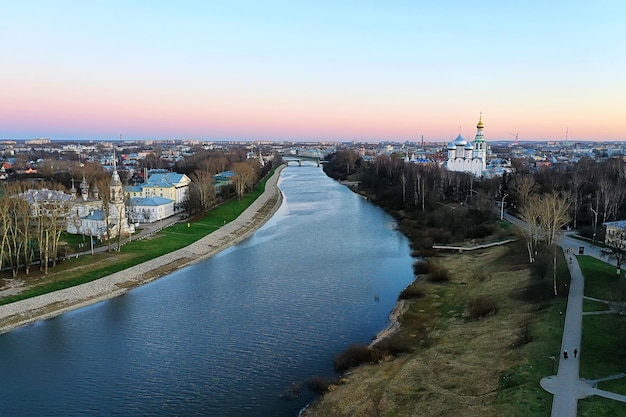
[576,255,626,416]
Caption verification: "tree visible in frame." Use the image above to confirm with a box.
[189,169,216,213]
[538,192,571,295]
[4,197,30,277]
[95,177,113,252]
[518,196,542,264]
[0,195,13,274]
[510,175,538,208]
[39,196,70,272]
[232,162,256,200]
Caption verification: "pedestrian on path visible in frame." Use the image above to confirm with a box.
[573,348,578,358]
[563,350,568,360]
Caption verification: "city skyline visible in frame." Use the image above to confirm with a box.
[2,1,625,142]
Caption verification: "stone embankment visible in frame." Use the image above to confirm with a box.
[0,166,285,334]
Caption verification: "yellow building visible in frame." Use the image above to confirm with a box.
[124,172,191,212]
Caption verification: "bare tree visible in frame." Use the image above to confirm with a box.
[190,169,216,213]
[590,190,601,244]
[95,177,113,252]
[538,192,571,295]
[518,196,542,264]
[232,162,255,200]
[569,170,582,229]
[5,197,30,277]
[400,171,407,204]
[510,175,538,207]
[0,195,12,273]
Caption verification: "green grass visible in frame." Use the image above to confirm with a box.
[494,303,566,416]
[583,298,610,312]
[598,375,626,395]
[576,254,626,416]
[579,395,626,416]
[577,255,624,300]
[579,315,626,380]
[0,170,275,306]
[491,249,572,416]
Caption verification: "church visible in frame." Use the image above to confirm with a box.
[446,115,488,177]
[66,162,135,240]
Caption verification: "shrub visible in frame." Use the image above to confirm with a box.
[307,376,336,394]
[333,344,384,373]
[511,319,533,348]
[413,260,430,275]
[374,334,415,355]
[399,285,425,300]
[468,295,498,319]
[427,264,450,283]
[498,370,521,390]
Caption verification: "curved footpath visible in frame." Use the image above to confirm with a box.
[501,212,626,415]
[0,165,285,335]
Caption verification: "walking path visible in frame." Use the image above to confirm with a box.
[0,166,285,334]
[501,213,626,415]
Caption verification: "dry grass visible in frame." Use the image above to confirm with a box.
[303,244,534,417]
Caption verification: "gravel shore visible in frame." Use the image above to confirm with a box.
[0,166,285,334]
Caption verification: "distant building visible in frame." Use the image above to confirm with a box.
[604,220,626,250]
[446,115,488,177]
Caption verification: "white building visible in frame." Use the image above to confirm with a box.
[127,196,175,224]
[604,220,626,250]
[446,115,488,177]
[66,162,135,240]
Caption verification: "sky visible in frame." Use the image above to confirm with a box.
[1,1,625,142]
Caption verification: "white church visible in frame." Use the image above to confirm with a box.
[66,162,135,240]
[446,115,488,177]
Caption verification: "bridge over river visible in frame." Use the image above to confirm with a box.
[282,156,326,167]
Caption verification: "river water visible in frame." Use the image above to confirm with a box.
[0,163,415,417]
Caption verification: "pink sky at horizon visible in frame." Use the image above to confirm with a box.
[2,1,625,142]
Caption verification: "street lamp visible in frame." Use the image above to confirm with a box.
[500,194,509,220]
[590,207,598,244]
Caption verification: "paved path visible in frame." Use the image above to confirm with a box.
[502,212,626,415]
[539,252,589,416]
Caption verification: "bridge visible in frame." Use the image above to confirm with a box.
[282,156,323,167]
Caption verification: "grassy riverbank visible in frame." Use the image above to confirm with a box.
[304,240,570,417]
[0,170,275,306]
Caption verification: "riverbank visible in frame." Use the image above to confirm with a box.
[302,240,553,417]
[0,165,285,335]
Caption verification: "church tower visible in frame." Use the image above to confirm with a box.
[473,113,487,172]
[109,148,131,237]
[110,149,124,204]
[79,176,90,201]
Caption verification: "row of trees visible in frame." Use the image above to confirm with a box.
[184,155,276,217]
[324,149,626,296]
[0,184,69,277]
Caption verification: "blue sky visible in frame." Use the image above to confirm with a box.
[1,1,625,141]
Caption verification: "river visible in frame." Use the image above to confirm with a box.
[0,163,415,417]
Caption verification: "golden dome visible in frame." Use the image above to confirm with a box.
[476,114,484,129]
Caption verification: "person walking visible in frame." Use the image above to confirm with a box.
[573,348,578,358]
[563,350,568,360]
